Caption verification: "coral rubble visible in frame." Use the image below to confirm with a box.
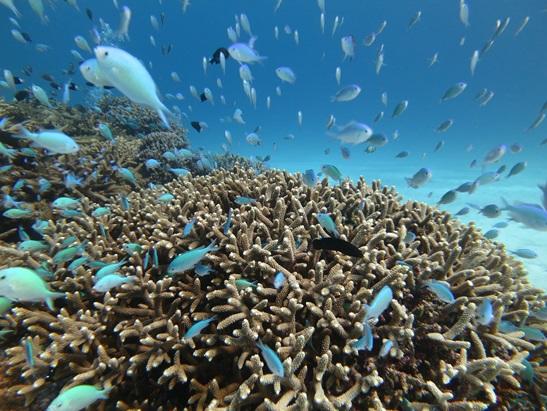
[0,167,545,410]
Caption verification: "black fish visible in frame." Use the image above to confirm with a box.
[199,92,207,102]
[21,32,32,42]
[49,82,61,90]
[311,238,363,258]
[42,74,55,82]
[14,90,30,101]
[263,155,271,162]
[191,121,203,132]
[14,76,24,85]
[86,8,93,21]
[209,47,230,64]
[68,82,78,91]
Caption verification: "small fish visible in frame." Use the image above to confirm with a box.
[168,241,219,276]
[509,249,538,259]
[18,240,49,252]
[424,280,455,303]
[514,16,530,37]
[330,122,372,145]
[46,385,112,411]
[210,47,230,64]
[379,339,394,358]
[408,11,422,30]
[441,82,467,101]
[520,326,545,342]
[93,274,136,293]
[157,193,174,203]
[273,272,286,289]
[365,286,393,323]
[184,316,217,339]
[67,256,89,272]
[331,84,361,102]
[183,217,196,237]
[506,161,527,178]
[194,264,215,277]
[52,197,80,210]
[96,259,127,281]
[275,67,296,84]
[3,208,33,219]
[352,322,373,351]
[235,279,257,289]
[256,340,284,377]
[484,229,499,240]
[223,208,233,234]
[316,213,340,238]
[24,337,34,368]
[493,221,508,228]
[436,119,454,133]
[501,198,547,231]
[16,127,79,154]
[395,151,409,158]
[53,243,86,265]
[392,100,409,118]
[406,168,432,189]
[234,196,256,205]
[477,298,493,326]
[321,164,342,182]
[468,204,501,218]
[0,267,64,310]
[311,237,363,258]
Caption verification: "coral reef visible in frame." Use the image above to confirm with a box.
[0,167,544,410]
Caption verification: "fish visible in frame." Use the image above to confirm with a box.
[0,0,21,17]
[352,322,373,351]
[527,112,545,131]
[374,111,384,123]
[379,339,394,358]
[273,272,286,289]
[477,299,493,326]
[392,100,408,117]
[368,133,388,147]
[329,121,372,144]
[223,209,233,234]
[275,67,296,84]
[459,0,470,27]
[509,249,538,259]
[256,340,284,377]
[228,38,267,64]
[406,168,432,189]
[493,221,509,228]
[167,242,219,276]
[502,198,547,231]
[210,47,230,64]
[321,164,342,182]
[0,267,64,310]
[441,82,467,101]
[424,280,455,303]
[331,84,361,102]
[468,203,501,218]
[183,218,196,237]
[96,259,127,281]
[18,240,49,252]
[235,279,257,289]
[428,52,439,67]
[79,59,115,88]
[470,50,479,75]
[364,286,393,323]
[235,196,256,205]
[67,256,89,272]
[302,169,317,187]
[436,119,454,133]
[437,190,457,205]
[408,11,422,30]
[311,238,363,258]
[116,6,132,41]
[506,161,527,178]
[194,264,215,277]
[184,316,217,339]
[484,229,499,240]
[483,144,507,164]
[514,16,530,37]
[316,213,339,238]
[94,46,171,127]
[340,35,355,60]
[93,274,136,293]
[395,151,409,158]
[46,385,112,411]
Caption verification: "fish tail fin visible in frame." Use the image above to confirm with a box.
[14,125,32,140]
[500,197,509,210]
[46,292,65,310]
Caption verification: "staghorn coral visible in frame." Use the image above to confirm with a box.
[0,167,545,410]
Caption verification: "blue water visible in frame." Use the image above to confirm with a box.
[1,0,546,283]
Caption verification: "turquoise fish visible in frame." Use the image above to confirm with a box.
[257,339,285,377]
[183,316,217,339]
[46,385,112,411]
[167,241,218,276]
[0,267,64,310]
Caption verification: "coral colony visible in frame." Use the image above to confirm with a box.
[0,97,545,411]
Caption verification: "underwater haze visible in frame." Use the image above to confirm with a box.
[0,0,546,409]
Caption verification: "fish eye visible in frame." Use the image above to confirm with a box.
[104,51,109,57]
[0,275,4,280]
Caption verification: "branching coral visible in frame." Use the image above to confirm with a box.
[0,168,544,410]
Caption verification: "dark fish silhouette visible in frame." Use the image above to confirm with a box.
[209,47,230,64]
[13,76,24,85]
[312,238,363,258]
[14,90,30,101]
[21,32,32,42]
[42,74,55,82]
[86,8,93,21]
[161,44,173,55]
[191,121,203,132]
[199,92,207,102]
[68,82,78,91]
[49,82,61,90]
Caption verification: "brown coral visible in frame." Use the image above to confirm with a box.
[0,167,545,410]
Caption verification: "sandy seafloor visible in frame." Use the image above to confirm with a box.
[271,159,546,290]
